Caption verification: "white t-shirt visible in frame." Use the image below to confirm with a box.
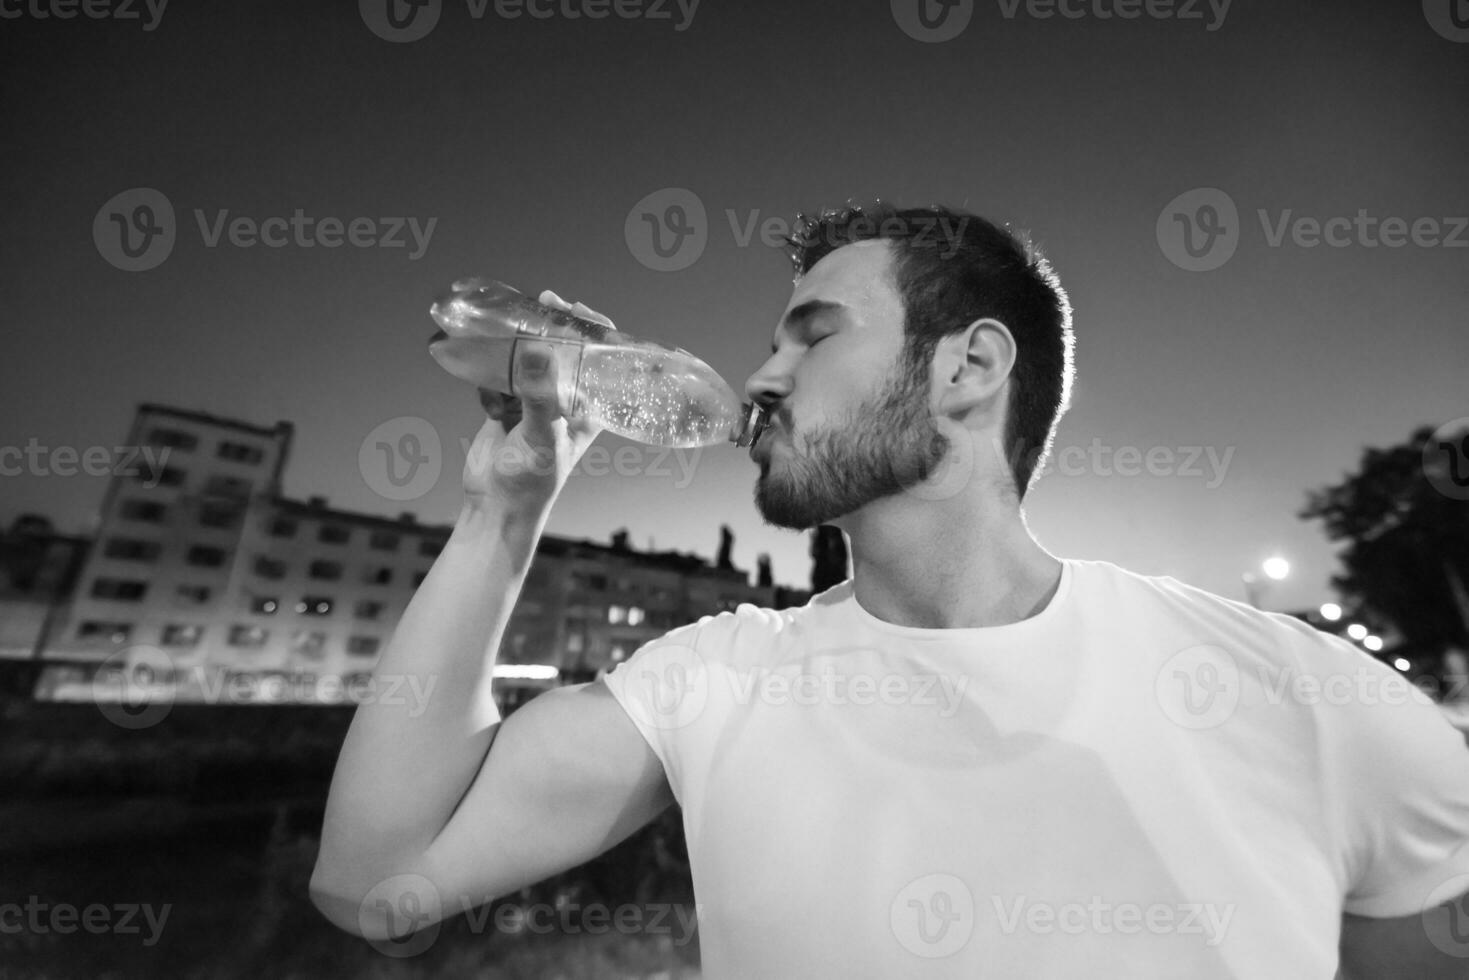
[601,558,1469,979]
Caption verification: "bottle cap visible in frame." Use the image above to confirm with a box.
[730,402,769,448]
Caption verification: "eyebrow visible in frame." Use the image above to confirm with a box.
[770,300,847,354]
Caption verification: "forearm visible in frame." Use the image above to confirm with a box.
[314,494,551,891]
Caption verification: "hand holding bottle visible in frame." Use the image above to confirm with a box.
[461,290,614,512]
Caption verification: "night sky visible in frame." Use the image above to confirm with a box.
[2,0,1466,611]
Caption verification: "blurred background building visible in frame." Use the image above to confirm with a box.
[0,403,818,712]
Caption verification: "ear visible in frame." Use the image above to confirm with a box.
[932,318,1016,417]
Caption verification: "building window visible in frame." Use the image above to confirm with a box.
[354,600,384,621]
[567,633,584,654]
[91,578,148,601]
[608,604,626,624]
[132,462,185,487]
[309,560,343,581]
[369,531,400,552]
[249,595,279,615]
[419,538,445,558]
[145,427,198,452]
[203,474,252,499]
[77,620,132,643]
[411,570,428,587]
[318,524,350,545]
[268,516,297,538]
[573,571,607,591]
[118,499,168,523]
[253,555,286,580]
[175,584,211,605]
[347,635,380,656]
[216,441,264,465]
[363,566,393,586]
[103,537,161,562]
[228,624,268,648]
[198,500,243,530]
[290,630,327,659]
[297,596,333,616]
[187,545,228,568]
[611,644,628,662]
[160,624,203,648]
[627,606,645,626]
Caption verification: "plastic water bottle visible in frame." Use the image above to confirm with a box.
[427,278,768,450]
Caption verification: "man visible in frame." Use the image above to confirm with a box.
[311,203,1469,978]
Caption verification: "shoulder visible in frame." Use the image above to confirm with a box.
[1072,557,1358,673]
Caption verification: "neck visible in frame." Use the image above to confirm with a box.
[835,490,1062,630]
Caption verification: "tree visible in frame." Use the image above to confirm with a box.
[1299,423,1469,660]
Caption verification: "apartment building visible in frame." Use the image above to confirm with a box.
[21,403,808,707]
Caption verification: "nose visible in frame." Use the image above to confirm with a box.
[743,353,793,412]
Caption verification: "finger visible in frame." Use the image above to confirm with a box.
[512,340,563,437]
[478,386,522,428]
[569,301,616,330]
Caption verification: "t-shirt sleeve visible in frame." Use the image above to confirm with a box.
[599,619,718,806]
[1321,642,1469,918]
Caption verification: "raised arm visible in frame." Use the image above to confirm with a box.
[309,294,673,940]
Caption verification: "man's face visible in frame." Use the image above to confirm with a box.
[746,240,951,530]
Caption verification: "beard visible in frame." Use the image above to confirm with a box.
[753,353,951,530]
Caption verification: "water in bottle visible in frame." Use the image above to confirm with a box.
[427,278,767,450]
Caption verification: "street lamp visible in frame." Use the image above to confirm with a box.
[1346,623,1368,641]
[1242,555,1290,608]
[1319,603,1342,621]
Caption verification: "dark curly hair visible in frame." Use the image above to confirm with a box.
[784,200,1075,499]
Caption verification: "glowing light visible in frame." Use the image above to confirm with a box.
[1346,624,1368,641]
[1393,658,1411,672]
[1262,556,1291,581]
[1319,603,1342,621]
[1364,635,1383,652]
[493,664,559,681]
